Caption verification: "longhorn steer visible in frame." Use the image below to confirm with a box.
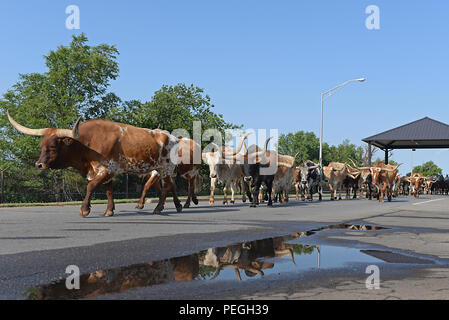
[272,153,297,203]
[409,173,425,198]
[202,134,251,205]
[370,163,401,202]
[136,138,202,209]
[295,160,322,201]
[241,137,284,207]
[323,162,356,200]
[7,111,181,216]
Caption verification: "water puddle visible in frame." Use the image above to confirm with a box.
[26,223,426,300]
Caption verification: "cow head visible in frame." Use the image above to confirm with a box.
[7,111,81,170]
[241,137,273,183]
[299,161,320,186]
[201,133,250,179]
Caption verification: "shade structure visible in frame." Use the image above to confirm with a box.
[362,117,449,164]
[363,117,449,150]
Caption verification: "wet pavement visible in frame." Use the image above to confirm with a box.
[1,195,449,299]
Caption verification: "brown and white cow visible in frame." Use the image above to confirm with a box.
[135,137,202,209]
[370,163,401,202]
[323,162,356,200]
[202,134,251,205]
[7,111,181,216]
[272,154,297,204]
[424,177,435,195]
[409,172,425,198]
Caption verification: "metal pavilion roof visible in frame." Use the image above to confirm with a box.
[362,117,449,150]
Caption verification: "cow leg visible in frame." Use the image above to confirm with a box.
[338,183,342,200]
[80,171,112,217]
[245,182,253,203]
[209,177,216,205]
[103,181,115,217]
[251,181,261,207]
[230,181,237,204]
[223,184,228,205]
[295,184,300,201]
[169,177,183,213]
[136,170,160,209]
[241,180,248,203]
[379,183,386,203]
[183,177,195,208]
[266,180,273,207]
[329,184,335,200]
[153,176,182,214]
[191,175,199,205]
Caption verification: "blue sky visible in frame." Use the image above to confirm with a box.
[0,1,448,174]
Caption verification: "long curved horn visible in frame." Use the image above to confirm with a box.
[54,116,82,139]
[246,136,272,160]
[382,164,402,172]
[278,160,295,167]
[264,136,272,150]
[243,142,248,155]
[7,111,47,136]
[223,132,252,156]
[348,158,358,168]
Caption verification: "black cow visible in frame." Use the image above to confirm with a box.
[241,138,276,208]
[297,160,322,201]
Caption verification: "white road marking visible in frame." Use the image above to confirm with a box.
[412,198,446,206]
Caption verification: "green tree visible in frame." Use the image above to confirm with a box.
[0,34,121,202]
[412,161,442,176]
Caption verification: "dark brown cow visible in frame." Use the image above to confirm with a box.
[7,111,182,216]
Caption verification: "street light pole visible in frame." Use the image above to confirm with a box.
[319,78,366,168]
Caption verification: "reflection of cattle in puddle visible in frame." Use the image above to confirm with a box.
[31,254,199,300]
[200,236,298,281]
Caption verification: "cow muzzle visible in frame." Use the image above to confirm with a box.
[35,162,48,170]
[244,176,252,183]
[210,173,217,179]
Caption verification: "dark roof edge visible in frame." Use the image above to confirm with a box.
[362,117,449,142]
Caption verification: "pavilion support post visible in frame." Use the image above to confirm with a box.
[384,148,389,165]
[367,142,372,166]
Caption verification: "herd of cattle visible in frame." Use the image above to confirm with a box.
[6,112,447,217]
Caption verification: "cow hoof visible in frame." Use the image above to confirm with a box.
[80,210,90,217]
[192,197,199,205]
[135,203,144,210]
[103,210,114,217]
[267,203,273,207]
[230,200,235,204]
[176,205,183,213]
[242,198,247,203]
[209,199,214,205]
[223,200,228,205]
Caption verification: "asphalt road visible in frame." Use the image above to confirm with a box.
[1,194,449,300]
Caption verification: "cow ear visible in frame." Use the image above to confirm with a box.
[62,137,74,146]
